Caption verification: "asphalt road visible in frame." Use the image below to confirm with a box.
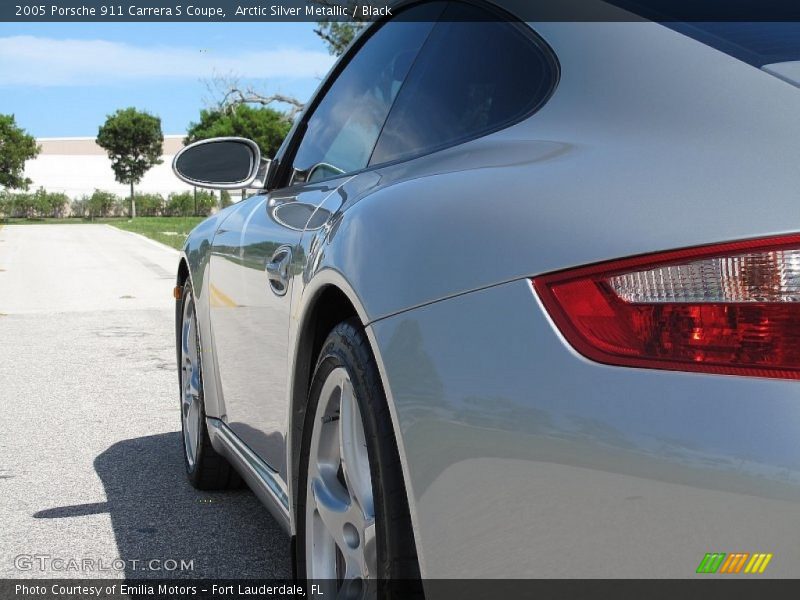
[0,224,291,579]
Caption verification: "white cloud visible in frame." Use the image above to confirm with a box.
[0,35,336,85]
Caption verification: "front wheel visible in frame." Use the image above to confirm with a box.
[179,279,240,490]
[296,320,422,597]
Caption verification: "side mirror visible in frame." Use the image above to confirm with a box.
[172,137,269,189]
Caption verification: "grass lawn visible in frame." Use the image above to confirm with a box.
[2,216,206,250]
[99,217,206,250]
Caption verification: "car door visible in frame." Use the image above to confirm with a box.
[207,3,446,477]
[211,179,363,473]
[208,189,324,475]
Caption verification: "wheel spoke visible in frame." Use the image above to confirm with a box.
[312,474,373,580]
[180,293,202,468]
[339,375,374,520]
[188,360,201,398]
[311,475,351,551]
[185,399,197,459]
[362,519,376,577]
[308,367,377,584]
[181,315,191,358]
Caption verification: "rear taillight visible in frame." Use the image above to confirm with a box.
[533,235,800,379]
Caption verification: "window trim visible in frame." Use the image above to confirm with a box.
[368,2,561,168]
[271,0,561,191]
[271,0,442,190]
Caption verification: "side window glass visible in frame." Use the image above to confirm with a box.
[288,2,446,185]
[369,1,557,166]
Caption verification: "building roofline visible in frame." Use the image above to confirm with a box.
[36,134,186,141]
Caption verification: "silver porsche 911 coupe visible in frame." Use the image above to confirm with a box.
[171,0,800,586]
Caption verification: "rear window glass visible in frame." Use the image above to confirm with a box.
[368,1,556,166]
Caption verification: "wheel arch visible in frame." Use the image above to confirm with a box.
[288,278,361,527]
[287,271,426,574]
[175,257,191,366]
[177,256,190,285]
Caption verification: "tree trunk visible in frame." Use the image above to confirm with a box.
[130,182,136,219]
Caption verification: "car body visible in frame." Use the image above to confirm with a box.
[175,0,800,582]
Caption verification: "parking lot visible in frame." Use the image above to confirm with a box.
[0,224,290,579]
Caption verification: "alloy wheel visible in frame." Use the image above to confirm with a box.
[181,290,203,469]
[306,366,377,595]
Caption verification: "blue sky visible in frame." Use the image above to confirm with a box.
[0,22,337,137]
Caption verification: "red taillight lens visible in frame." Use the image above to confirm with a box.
[533,235,800,379]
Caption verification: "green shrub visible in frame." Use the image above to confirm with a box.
[87,189,119,218]
[3,192,33,218]
[134,192,165,216]
[31,187,69,218]
[71,196,87,218]
[166,190,217,217]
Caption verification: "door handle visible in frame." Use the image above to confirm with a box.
[266,246,292,296]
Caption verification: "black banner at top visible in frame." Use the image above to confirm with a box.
[6,0,800,23]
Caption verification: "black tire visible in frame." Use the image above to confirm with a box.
[179,279,241,491]
[296,319,423,595]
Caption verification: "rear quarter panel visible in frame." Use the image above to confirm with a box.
[369,279,800,578]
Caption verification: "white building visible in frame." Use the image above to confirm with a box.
[23,135,194,200]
